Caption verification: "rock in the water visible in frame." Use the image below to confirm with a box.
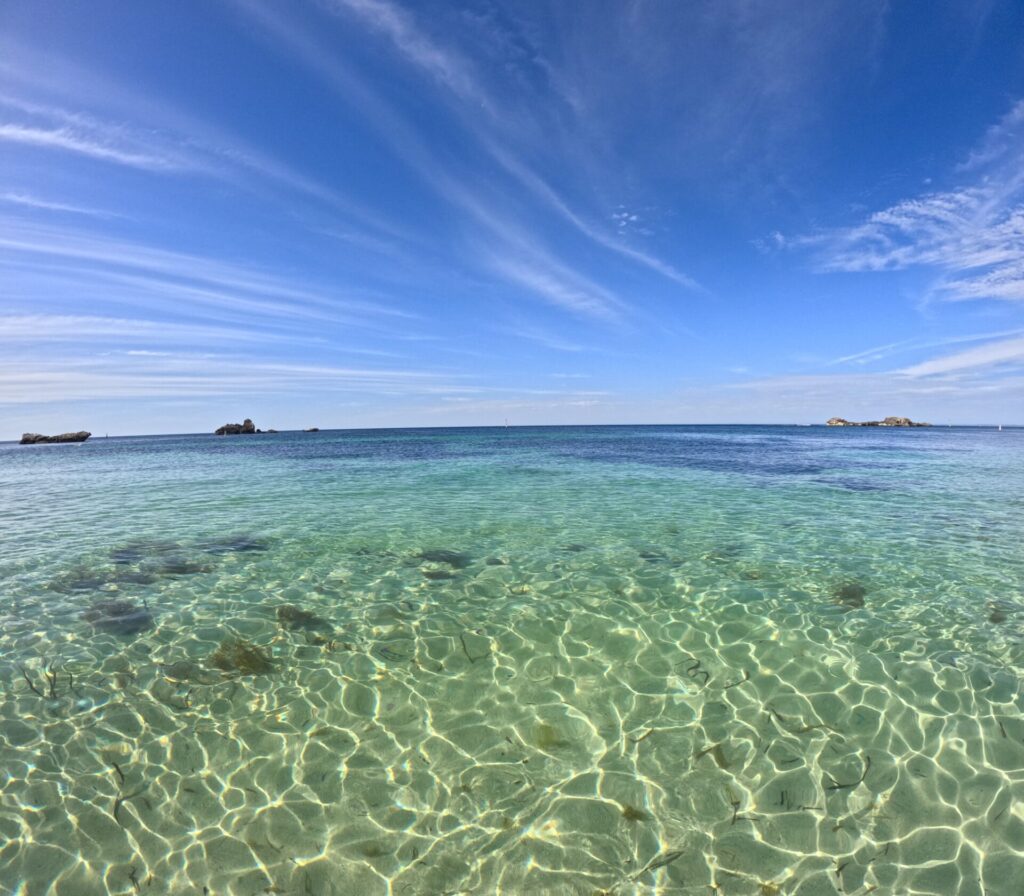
[111,539,182,564]
[151,556,213,576]
[195,534,270,555]
[417,549,472,569]
[214,418,257,435]
[82,599,154,635]
[305,427,320,432]
[20,431,91,444]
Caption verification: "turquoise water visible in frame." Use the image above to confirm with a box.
[1,425,1022,895]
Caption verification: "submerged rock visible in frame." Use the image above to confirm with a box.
[988,602,1014,624]
[82,599,154,635]
[417,549,472,569]
[208,637,274,675]
[195,534,270,555]
[49,566,115,593]
[151,556,213,576]
[485,557,508,566]
[20,431,91,444]
[422,567,455,580]
[638,550,667,562]
[833,582,867,609]
[49,564,157,593]
[111,539,182,565]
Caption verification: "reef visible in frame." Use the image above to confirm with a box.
[209,637,274,675]
[20,431,91,444]
[826,416,930,427]
[82,599,154,635]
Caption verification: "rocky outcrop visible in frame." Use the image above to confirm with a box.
[20,431,91,444]
[827,416,930,427]
[215,418,258,435]
[305,427,320,432]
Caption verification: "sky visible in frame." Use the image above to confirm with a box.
[1,0,1023,436]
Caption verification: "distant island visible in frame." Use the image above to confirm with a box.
[20,431,91,444]
[827,416,930,427]
[215,418,259,435]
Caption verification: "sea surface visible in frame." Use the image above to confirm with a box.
[0,425,1022,895]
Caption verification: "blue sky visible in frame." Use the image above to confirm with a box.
[1,0,1023,435]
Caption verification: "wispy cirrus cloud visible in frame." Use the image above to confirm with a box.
[0,218,418,336]
[825,328,1024,367]
[899,333,1024,377]
[0,122,182,171]
[485,250,622,320]
[0,353,467,404]
[0,313,308,346]
[795,97,1024,305]
[321,0,491,110]
[0,68,403,238]
[0,191,119,217]
[233,0,700,313]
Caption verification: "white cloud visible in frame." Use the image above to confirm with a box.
[796,98,1024,305]
[321,0,490,109]
[235,0,700,307]
[0,219,415,328]
[0,191,118,217]
[0,354,464,404]
[0,313,292,346]
[0,122,180,170]
[899,335,1024,377]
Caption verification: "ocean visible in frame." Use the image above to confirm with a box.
[0,425,1022,895]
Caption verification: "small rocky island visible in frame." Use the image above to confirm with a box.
[215,418,259,435]
[827,416,931,427]
[20,431,91,444]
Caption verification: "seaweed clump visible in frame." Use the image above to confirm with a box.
[82,599,154,635]
[277,604,330,631]
[534,722,570,750]
[621,803,652,823]
[209,637,274,676]
[833,582,867,609]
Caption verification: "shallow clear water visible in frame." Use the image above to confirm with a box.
[1,425,1022,895]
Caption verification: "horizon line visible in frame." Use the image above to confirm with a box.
[5,421,1021,442]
